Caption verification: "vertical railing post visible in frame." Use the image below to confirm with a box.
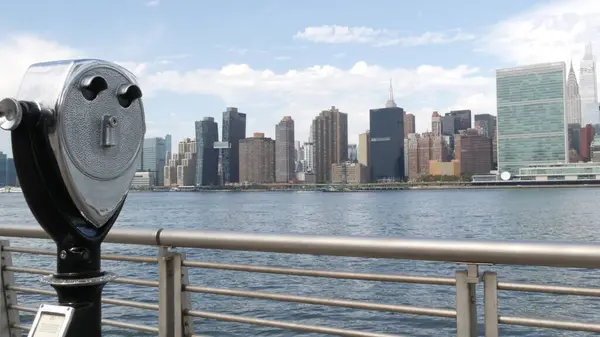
[456,264,479,337]
[0,241,20,337]
[483,271,499,337]
[158,247,175,337]
[172,252,194,337]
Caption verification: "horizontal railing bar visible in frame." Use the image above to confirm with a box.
[4,266,159,287]
[5,224,600,268]
[184,285,455,318]
[8,286,159,310]
[3,246,158,263]
[10,304,36,313]
[499,316,600,332]
[102,319,160,333]
[183,260,455,285]
[498,282,600,296]
[11,324,30,331]
[185,309,402,337]
[11,304,159,333]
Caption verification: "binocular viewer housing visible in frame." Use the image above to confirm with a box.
[0,59,145,237]
[0,59,146,337]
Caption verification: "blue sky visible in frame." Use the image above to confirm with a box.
[0,0,597,156]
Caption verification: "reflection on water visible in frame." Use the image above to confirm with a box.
[2,188,600,336]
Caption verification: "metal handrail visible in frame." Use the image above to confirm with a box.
[3,224,600,268]
[6,225,600,336]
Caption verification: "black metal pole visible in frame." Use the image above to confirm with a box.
[45,241,107,337]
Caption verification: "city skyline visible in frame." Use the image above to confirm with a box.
[0,0,599,156]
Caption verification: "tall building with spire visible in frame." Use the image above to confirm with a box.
[385,79,397,108]
[566,61,582,125]
[580,42,598,126]
[368,79,405,182]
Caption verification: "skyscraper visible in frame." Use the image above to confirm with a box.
[6,158,16,186]
[311,106,348,183]
[369,81,405,182]
[580,43,598,126]
[275,116,295,183]
[474,114,497,139]
[358,131,370,167]
[239,133,276,184]
[496,62,568,175]
[566,61,582,125]
[176,138,197,186]
[404,113,415,136]
[474,114,497,166]
[0,152,6,186]
[347,144,357,162]
[142,137,167,185]
[222,107,247,183]
[195,117,219,186]
[432,111,442,136]
[164,134,172,162]
[303,141,314,172]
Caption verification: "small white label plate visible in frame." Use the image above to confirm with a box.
[27,304,74,337]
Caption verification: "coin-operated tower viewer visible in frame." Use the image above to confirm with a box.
[0,59,145,337]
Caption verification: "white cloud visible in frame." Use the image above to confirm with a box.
[294,25,475,47]
[0,35,80,156]
[0,33,496,157]
[479,0,600,69]
[145,0,160,7]
[139,62,494,147]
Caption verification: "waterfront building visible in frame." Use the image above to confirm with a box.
[580,43,598,126]
[591,138,600,162]
[131,171,156,189]
[429,160,460,177]
[311,106,348,183]
[331,162,369,184]
[496,62,568,175]
[275,116,295,183]
[518,162,600,181]
[195,117,219,186]
[222,107,247,184]
[239,133,275,184]
[368,82,405,182]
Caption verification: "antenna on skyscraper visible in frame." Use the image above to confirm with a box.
[385,78,397,108]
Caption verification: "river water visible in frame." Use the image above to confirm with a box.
[2,188,600,336]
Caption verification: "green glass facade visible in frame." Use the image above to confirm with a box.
[496,62,568,175]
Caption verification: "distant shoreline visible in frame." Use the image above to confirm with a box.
[130,182,600,193]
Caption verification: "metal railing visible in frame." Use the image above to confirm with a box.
[1,224,600,336]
